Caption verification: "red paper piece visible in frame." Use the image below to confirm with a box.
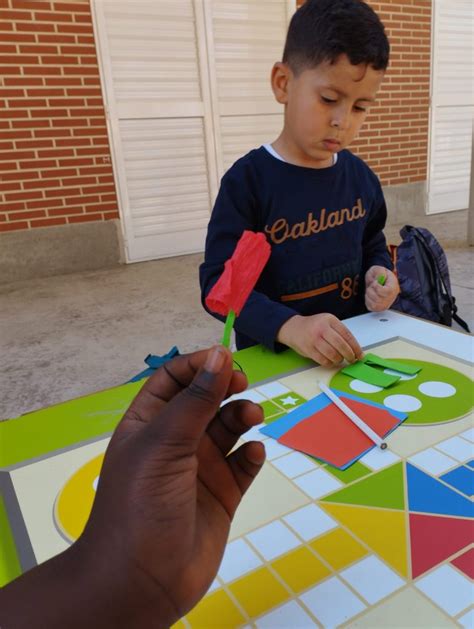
[205,231,271,316]
[279,397,400,468]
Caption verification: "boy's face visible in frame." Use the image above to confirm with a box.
[271,54,384,168]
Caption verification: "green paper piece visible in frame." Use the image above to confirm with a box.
[363,353,421,375]
[377,274,386,286]
[341,361,400,388]
[0,495,22,586]
[331,358,473,425]
[322,463,405,510]
[323,461,372,484]
[221,309,236,348]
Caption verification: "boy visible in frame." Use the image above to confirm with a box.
[200,0,399,367]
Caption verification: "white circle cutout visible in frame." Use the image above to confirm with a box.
[418,381,456,398]
[383,368,417,381]
[383,394,422,413]
[349,379,383,394]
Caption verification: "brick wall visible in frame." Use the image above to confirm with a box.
[0,0,119,233]
[297,0,432,187]
[1,0,431,235]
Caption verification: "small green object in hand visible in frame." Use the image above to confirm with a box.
[377,274,386,286]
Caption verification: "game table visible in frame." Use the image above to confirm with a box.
[1,311,473,628]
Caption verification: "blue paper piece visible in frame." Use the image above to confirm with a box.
[260,388,406,440]
[466,459,474,470]
[407,463,474,519]
[128,346,180,382]
[440,466,474,498]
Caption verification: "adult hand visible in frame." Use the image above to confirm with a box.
[0,346,265,629]
[277,313,364,367]
[365,265,399,312]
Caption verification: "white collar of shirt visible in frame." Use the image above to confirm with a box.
[263,143,338,165]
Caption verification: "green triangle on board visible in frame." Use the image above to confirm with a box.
[321,462,405,510]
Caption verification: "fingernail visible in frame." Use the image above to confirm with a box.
[204,345,226,374]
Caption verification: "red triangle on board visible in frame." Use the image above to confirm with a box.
[410,513,474,578]
[451,547,474,579]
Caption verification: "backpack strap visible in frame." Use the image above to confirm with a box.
[452,298,471,333]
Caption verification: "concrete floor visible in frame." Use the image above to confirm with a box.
[1,248,472,420]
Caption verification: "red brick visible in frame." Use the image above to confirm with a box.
[29,217,67,227]
[16,21,55,32]
[5,77,43,86]
[5,190,44,201]
[1,32,36,43]
[9,209,46,220]
[68,213,102,223]
[34,11,73,22]
[26,197,64,209]
[53,2,90,12]
[0,221,29,232]
[23,178,61,190]
[48,205,84,216]
[45,186,81,198]
[15,139,54,149]
[13,1,51,10]
[0,9,32,20]
[2,170,39,181]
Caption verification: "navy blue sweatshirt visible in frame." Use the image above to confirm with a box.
[200,147,392,351]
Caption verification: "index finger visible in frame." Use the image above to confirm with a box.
[331,320,364,361]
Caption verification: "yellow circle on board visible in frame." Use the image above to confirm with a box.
[54,453,104,543]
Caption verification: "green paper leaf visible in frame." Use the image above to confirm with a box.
[363,353,421,375]
[341,361,400,388]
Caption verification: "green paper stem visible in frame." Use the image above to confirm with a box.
[221,309,236,348]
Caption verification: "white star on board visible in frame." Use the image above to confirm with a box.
[279,395,299,406]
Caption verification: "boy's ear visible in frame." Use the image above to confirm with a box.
[271,62,291,105]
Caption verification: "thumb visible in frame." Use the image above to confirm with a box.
[146,345,234,445]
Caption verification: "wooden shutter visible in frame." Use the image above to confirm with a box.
[428,0,474,214]
[204,0,293,174]
[93,0,294,261]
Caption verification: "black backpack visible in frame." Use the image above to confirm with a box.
[390,225,470,333]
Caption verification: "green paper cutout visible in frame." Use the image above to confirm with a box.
[342,361,400,388]
[363,353,421,375]
[324,461,372,484]
[0,495,22,586]
[331,358,473,425]
[377,274,386,286]
[322,463,405,510]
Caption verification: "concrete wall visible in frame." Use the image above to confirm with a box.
[0,220,122,283]
[383,182,469,247]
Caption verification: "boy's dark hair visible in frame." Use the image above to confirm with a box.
[283,0,390,74]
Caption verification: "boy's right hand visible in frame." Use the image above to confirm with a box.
[277,313,364,367]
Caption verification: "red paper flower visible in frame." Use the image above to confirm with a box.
[205,231,271,316]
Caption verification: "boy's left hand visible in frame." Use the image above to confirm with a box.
[365,265,399,312]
